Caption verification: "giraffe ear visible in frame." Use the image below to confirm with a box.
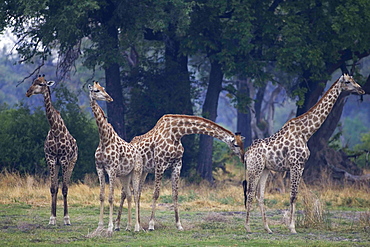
[46,81,55,87]
[235,132,245,141]
[88,84,93,91]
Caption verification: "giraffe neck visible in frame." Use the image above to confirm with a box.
[90,97,115,143]
[161,115,234,142]
[43,87,65,135]
[292,79,342,141]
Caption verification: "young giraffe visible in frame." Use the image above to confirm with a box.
[243,74,364,234]
[118,114,245,231]
[87,81,143,237]
[26,75,78,225]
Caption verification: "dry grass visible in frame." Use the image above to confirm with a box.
[0,169,369,214]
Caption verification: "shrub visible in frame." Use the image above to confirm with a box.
[0,85,99,182]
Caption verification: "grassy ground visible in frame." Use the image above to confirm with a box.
[0,171,369,246]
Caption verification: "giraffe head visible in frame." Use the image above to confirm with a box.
[88,81,113,102]
[339,74,365,95]
[235,132,245,162]
[225,132,245,160]
[234,132,245,162]
[26,75,55,97]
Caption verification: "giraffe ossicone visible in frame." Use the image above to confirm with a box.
[26,75,78,226]
[243,74,364,234]
[86,81,143,237]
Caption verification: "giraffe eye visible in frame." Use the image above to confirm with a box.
[94,89,100,93]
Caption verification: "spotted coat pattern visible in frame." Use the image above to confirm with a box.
[243,74,365,234]
[127,114,245,231]
[26,76,78,226]
[86,82,143,237]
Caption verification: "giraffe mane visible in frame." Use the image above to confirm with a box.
[161,114,235,136]
[286,76,341,124]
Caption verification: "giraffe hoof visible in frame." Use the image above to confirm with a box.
[49,217,56,225]
[148,228,154,231]
[114,228,120,231]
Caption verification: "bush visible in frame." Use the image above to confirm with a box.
[0,85,99,182]
[353,132,370,169]
[0,103,48,175]
[53,84,99,181]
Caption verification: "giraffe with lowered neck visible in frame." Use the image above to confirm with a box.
[115,114,245,231]
[243,74,365,234]
[87,81,143,237]
[26,75,78,225]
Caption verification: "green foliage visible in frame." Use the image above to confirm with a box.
[52,84,99,181]
[124,66,195,138]
[292,87,308,107]
[0,103,48,175]
[0,86,99,181]
[2,0,370,183]
[342,114,369,148]
[212,140,242,171]
[353,132,370,169]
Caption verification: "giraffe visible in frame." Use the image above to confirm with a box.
[243,74,365,234]
[87,81,143,237]
[115,114,245,231]
[26,75,78,225]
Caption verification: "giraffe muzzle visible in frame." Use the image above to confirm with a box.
[357,88,365,95]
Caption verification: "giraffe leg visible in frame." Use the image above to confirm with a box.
[137,171,148,230]
[148,169,164,231]
[61,157,76,225]
[122,176,133,231]
[171,162,183,230]
[133,161,143,232]
[139,172,148,198]
[114,184,127,231]
[86,167,108,238]
[245,169,262,233]
[256,169,272,234]
[96,168,106,231]
[107,174,116,237]
[62,180,70,225]
[288,167,304,234]
[48,159,59,225]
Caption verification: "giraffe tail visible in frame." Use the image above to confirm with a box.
[242,179,247,208]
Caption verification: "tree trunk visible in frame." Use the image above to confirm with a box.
[104,25,126,139]
[163,32,195,173]
[197,60,223,183]
[164,35,193,115]
[236,78,252,147]
[296,79,326,116]
[265,85,283,136]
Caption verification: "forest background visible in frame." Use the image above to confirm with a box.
[1,0,370,185]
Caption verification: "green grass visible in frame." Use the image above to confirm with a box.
[0,203,369,246]
[0,172,369,246]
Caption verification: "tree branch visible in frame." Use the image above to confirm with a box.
[328,163,370,183]
[16,60,45,87]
